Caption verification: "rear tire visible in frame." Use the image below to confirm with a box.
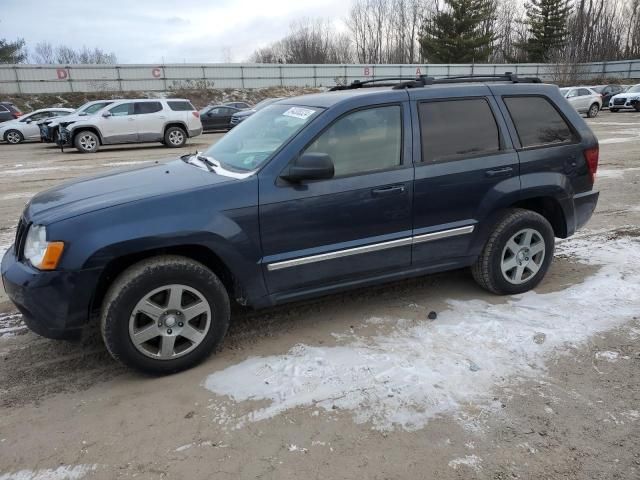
[472,209,555,295]
[587,103,599,118]
[100,256,230,374]
[164,126,187,148]
[74,130,99,153]
[4,129,23,144]
[634,104,640,112]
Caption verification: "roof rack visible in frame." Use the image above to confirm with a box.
[329,72,542,91]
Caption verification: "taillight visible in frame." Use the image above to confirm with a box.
[584,145,599,183]
[192,111,199,118]
[12,111,22,118]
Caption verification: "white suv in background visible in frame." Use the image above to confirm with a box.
[609,84,640,112]
[559,87,602,118]
[58,99,203,153]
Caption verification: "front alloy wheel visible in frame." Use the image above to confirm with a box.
[5,130,23,144]
[101,256,230,374]
[129,284,211,360]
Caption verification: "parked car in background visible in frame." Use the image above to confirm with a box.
[40,100,114,143]
[199,105,241,131]
[229,97,282,128]
[1,74,600,374]
[588,84,627,108]
[0,108,74,144]
[58,98,202,153]
[559,87,602,117]
[224,101,252,110]
[0,102,22,123]
[609,84,640,112]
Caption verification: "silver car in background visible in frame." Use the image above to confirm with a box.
[559,87,602,118]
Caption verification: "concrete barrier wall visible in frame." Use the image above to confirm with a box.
[1,60,638,94]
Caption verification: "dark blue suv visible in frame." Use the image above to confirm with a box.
[1,74,599,374]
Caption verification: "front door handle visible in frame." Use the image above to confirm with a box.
[371,185,406,197]
[485,167,513,178]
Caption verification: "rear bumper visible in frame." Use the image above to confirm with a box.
[1,245,101,339]
[188,126,203,138]
[572,190,599,233]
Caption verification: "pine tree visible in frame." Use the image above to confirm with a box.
[0,38,27,63]
[519,0,572,62]
[419,0,495,63]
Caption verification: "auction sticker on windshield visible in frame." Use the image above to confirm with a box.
[282,107,315,120]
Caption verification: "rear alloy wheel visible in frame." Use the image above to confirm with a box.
[587,103,599,118]
[4,129,24,144]
[472,209,555,295]
[101,256,230,374]
[74,130,99,153]
[164,126,187,148]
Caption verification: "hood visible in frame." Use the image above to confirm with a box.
[24,159,236,224]
[0,119,20,129]
[46,112,89,127]
[233,110,255,118]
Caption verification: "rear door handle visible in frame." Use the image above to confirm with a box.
[485,167,513,178]
[371,185,406,197]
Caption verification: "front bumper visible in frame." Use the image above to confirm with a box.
[1,245,101,340]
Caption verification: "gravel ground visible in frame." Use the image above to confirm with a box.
[0,113,639,480]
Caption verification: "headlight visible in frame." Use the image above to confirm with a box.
[23,224,64,270]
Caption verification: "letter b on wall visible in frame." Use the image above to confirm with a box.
[56,68,69,80]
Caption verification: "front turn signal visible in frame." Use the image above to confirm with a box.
[39,242,65,270]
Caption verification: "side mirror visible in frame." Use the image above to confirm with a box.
[281,153,334,183]
[25,119,32,124]
[102,111,112,118]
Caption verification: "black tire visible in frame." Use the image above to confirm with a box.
[587,103,599,118]
[610,108,619,112]
[634,104,640,112]
[4,129,24,144]
[164,126,187,148]
[74,130,100,153]
[471,209,555,295]
[100,255,230,374]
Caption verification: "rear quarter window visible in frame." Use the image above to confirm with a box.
[503,96,577,149]
[167,101,195,111]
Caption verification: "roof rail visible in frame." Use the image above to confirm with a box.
[330,72,541,91]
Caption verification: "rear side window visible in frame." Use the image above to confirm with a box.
[0,105,9,112]
[303,105,402,177]
[167,101,195,111]
[109,103,134,116]
[135,102,163,114]
[418,98,500,163]
[503,96,576,148]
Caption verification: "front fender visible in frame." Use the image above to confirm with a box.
[47,181,267,302]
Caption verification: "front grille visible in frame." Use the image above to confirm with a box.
[14,217,27,260]
[613,97,626,105]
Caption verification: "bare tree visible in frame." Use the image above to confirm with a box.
[31,43,117,64]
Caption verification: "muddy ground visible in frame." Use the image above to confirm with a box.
[0,112,639,480]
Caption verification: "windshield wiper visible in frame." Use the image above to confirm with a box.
[196,154,221,169]
[181,152,214,172]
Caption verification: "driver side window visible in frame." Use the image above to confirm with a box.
[303,105,402,177]
[109,103,133,116]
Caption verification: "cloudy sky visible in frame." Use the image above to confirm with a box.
[1,0,350,63]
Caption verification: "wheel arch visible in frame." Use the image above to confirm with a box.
[164,121,189,137]
[71,125,104,145]
[89,244,241,321]
[508,195,568,238]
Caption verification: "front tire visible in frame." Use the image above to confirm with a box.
[610,108,619,112]
[4,129,24,144]
[472,209,555,295]
[100,256,230,374]
[74,130,100,153]
[587,103,599,118]
[164,126,187,148]
[634,104,640,112]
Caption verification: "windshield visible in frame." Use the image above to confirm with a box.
[627,85,640,93]
[591,86,604,93]
[559,88,569,95]
[203,104,321,172]
[253,98,280,111]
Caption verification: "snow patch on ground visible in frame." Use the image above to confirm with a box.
[595,350,620,362]
[597,167,640,179]
[448,454,482,471]
[0,229,15,264]
[0,312,26,338]
[0,464,97,480]
[0,192,34,201]
[204,233,639,431]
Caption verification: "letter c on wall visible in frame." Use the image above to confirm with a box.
[56,68,68,80]
[152,67,162,78]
